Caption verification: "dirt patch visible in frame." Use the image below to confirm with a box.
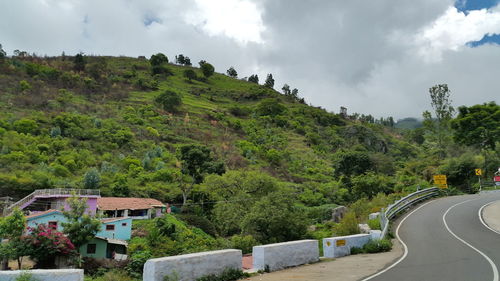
[245,239,403,281]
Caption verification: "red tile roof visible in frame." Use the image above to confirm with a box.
[97,197,165,211]
[26,209,62,219]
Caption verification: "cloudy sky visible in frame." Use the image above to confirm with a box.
[1,0,499,119]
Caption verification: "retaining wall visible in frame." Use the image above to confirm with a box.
[143,249,242,281]
[252,239,319,271]
[323,234,371,258]
[0,269,83,281]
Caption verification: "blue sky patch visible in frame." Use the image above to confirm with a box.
[455,0,500,12]
[456,0,500,46]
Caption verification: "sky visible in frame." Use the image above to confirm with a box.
[0,0,499,119]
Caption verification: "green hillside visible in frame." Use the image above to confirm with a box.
[0,52,498,268]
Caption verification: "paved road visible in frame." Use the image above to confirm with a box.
[364,191,500,281]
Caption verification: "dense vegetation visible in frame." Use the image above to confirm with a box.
[0,46,498,279]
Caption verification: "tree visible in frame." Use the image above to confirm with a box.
[201,62,215,78]
[226,67,237,78]
[155,90,182,113]
[62,195,101,252]
[282,84,291,95]
[198,60,207,67]
[178,144,225,205]
[25,224,76,268]
[256,98,287,117]
[150,53,169,66]
[291,88,299,99]
[422,84,455,158]
[241,192,307,243]
[73,52,86,72]
[183,69,197,81]
[175,54,185,65]
[83,168,100,189]
[451,102,500,151]
[264,73,274,88]
[0,208,26,269]
[248,74,259,84]
[0,44,6,62]
[334,150,374,177]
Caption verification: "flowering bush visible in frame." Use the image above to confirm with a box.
[24,224,76,267]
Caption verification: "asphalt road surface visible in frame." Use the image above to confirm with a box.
[364,191,500,281]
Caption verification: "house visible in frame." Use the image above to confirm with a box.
[25,209,133,260]
[97,197,166,219]
[80,217,132,260]
[26,209,67,232]
[4,189,100,216]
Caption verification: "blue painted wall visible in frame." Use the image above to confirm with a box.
[26,211,68,232]
[95,218,132,240]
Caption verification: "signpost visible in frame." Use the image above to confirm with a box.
[476,169,483,191]
[433,174,448,189]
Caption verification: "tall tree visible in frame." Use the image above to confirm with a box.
[62,195,101,253]
[422,84,455,158]
[178,145,225,205]
[248,74,259,84]
[0,208,26,269]
[0,44,6,62]
[200,62,215,78]
[264,73,275,88]
[226,67,237,78]
[282,84,291,95]
[73,52,86,72]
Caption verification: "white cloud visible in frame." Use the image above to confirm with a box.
[184,0,265,44]
[415,5,500,61]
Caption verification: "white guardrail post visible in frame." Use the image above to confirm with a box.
[379,187,439,238]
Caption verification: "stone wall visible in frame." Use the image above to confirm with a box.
[252,239,319,272]
[323,234,371,258]
[0,269,83,281]
[143,249,242,281]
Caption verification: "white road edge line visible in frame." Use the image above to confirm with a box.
[443,199,499,281]
[479,201,500,235]
[360,200,435,281]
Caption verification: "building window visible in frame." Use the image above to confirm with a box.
[48,221,58,230]
[87,244,96,254]
[122,222,127,226]
[106,225,115,231]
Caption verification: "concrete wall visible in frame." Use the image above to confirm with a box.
[143,249,242,281]
[0,269,83,281]
[252,240,319,272]
[323,234,371,258]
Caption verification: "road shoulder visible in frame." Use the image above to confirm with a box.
[482,199,500,233]
[246,239,403,281]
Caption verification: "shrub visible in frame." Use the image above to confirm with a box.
[368,218,381,230]
[334,212,360,236]
[126,250,152,278]
[196,268,250,281]
[13,119,38,135]
[362,239,392,253]
[155,90,182,113]
[230,234,259,254]
[24,224,76,268]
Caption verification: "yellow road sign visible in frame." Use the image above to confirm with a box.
[336,239,346,247]
[475,169,482,176]
[433,174,448,189]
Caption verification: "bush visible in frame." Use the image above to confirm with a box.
[196,268,250,281]
[362,239,392,253]
[334,212,360,236]
[230,235,259,254]
[13,119,38,135]
[126,250,152,278]
[155,90,182,113]
[367,218,381,230]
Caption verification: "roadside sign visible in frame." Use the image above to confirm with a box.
[336,239,346,247]
[476,169,482,176]
[433,174,448,189]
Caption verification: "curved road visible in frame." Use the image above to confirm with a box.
[365,191,500,281]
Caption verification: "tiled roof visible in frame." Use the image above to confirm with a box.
[26,209,62,219]
[97,197,165,211]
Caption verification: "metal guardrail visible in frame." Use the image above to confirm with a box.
[380,187,439,238]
